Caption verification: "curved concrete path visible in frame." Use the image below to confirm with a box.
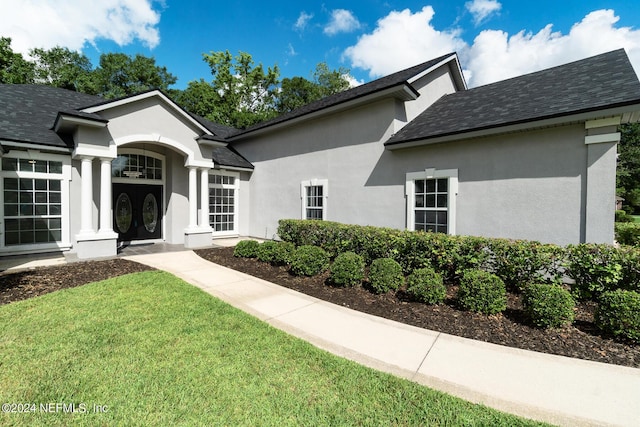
[123,250,640,427]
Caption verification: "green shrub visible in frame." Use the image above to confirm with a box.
[595,290,640,342]
[615,209,634,223]
[565,244,623,301]
[618,246,640,293]
[290,245,330,276]
[270,241,296,266]
[256,241,279,263]
[233,240,260,258]
[368,258,404,294]
[329,252,365,287]
[522,284,575,328]
[457,269,507,315]
[406,267,446,304]
[615,222,640,246]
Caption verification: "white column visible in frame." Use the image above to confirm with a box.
[98,158,113,234]
[188,166,198,230]
[200,168,211,229]
[78,156,94,235]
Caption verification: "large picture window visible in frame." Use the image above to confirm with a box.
[209,171,239,235]
[1,153,70,250]
[406,169,457,235]
[301,179,328,220]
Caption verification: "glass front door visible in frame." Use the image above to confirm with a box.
[113,184,162,241]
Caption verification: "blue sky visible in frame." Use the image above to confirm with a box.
[2,1,640,88]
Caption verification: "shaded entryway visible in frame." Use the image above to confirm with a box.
[113,183,162,241]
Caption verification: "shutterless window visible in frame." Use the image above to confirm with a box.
[305,185,323,220]
[209,173,238,233]
[414,178,449,234]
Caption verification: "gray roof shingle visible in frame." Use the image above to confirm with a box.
[386,49,640,146]
[0,84,103,148]
[229,52,458,138]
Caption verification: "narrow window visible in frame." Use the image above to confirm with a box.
[301,179,328,220]
[406,170,457,235]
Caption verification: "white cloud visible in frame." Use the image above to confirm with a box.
[287,43,297,56]
[324,9,362,36]
[294,11,313,32]
[465,0,501,25]
[465,9,640,86]
[343,73,364,88]
[343,7,640,87]
[343,6,466,78]
[0,0,162,55]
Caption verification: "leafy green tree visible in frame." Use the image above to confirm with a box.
[0,37,34,84]
[93,53,177,99]
[29,46,96,93]
[617,123,640,213]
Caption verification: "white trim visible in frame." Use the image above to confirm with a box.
[0,140,71,153]
[585,117,621,129]
[112,134,214,168]
[407,53,467,90]
[405,169,458,235]
[300,179,328,220]
[82,90,213,136]
[208,170,240,237]
[585,133,620,145]
[54,114,107,133]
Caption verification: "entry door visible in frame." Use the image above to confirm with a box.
[113,184,162,241]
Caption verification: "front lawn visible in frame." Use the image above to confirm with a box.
[0,271,545,426]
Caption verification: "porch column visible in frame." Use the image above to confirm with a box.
[200,168,211,229]
[98,158,113,234]
[188,166,198,229]
[78,156,94,235]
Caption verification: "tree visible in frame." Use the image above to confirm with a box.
[93,53,177,99]
[617,123,640,213]
[29,46,96,93]
[277,62,351,114]
[0,37,34,84]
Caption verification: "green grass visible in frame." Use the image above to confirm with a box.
[633,215,640,223]
[0,271,547,426]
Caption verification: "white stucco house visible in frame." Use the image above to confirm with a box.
[1,49,640,259]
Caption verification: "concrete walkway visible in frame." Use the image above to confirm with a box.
[120,250,640,427]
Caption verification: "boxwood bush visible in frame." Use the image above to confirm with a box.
[233,239,260,258]
[565,244,623,300]
[329,251,365,287]
[615,222,640,246]
[457,269,507,315]
[595,289,640,343]
[290,245,330,276]
[368,258,404,294]
[522,284,575,328]
[256,241,295,265]
[406,267,446,304]
[256,241,279,263]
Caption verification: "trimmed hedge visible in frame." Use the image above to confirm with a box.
[290,245,330,276]
[277,219,640,302]
[330,252,365,287]
[615,222,640,246]
[256,241,295,265]
[522,284,575,328]
[368,258,404,294]
[233,239,260,258]
[615,210,634,223]
[595,290,640,343]
[406,267,446,304]
[457,269,507,315]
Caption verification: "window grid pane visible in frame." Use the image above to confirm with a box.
[3,177,63,246]
[305,185,324,220]
[111,154,162,180]
[209,187,235,232]
[414,178,448,234]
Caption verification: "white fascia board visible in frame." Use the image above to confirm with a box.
[81,90,214,136]
[53,115,108,133]
[196,137,228,147]
[228,84,418,141]
[0,140,71,153]
[386,103,640,150]
[407,53,467,90]
[214,165,254,172]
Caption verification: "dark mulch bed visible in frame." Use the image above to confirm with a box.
[196,247,640,368]
[0,259,154,305]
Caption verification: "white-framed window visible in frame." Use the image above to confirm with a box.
[301,179,328,220]
[406,169,458,234]
[209,170,239,235]
[112,150,164,183]
[1,151,71,251]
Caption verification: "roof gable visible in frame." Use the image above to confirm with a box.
[386,49,640,147]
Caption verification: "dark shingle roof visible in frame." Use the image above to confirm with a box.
[386,49,640,146]
[0,84,103,148]
[211,146,254,170]
[230,52,458,138]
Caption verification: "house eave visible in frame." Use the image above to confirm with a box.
[385,103,640,150]
[53,113,108,133]
[407,53,467,91]
[0,139,72,153]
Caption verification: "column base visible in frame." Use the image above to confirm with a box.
[75,233,118,259]
[184,228,213,249]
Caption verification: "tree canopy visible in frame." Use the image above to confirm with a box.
[617,123,640,214]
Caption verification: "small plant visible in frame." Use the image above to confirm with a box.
[256,241,279,263]
[522,284,575,328]
[330,252,365,287]
[368,258,404,294]
[457,269,507,315]
[270,241,296,266]
[233,239,260,258]
[595,289,640,343]
[290,245,330,276]
[406,267,446,304]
